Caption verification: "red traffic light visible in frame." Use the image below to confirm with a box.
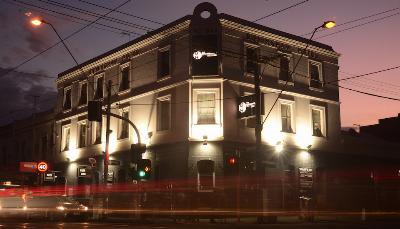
[228,157,236,165]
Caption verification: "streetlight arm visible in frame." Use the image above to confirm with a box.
[43,21,80,66]
[101,110,142,144]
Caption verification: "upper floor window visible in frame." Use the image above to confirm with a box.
[92,121,102,145]
[63,87,72,110]
[41,135,48,155]
[119,64,130,92]
[94,75,104,99]
[311,105,326,137]
[157,95,171,131]
[280,101,295,133]
[245,44,258,75]
[309,61,323,89]
[78,121,87,148]
[62,125,70,151]
[158,47,170,79]
[197,92,216,124]
[279,56,292,82]
[118,109,129,140]
[78,82,88,106]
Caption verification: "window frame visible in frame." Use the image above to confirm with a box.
[278,54,294,85]
[78,81,88,107]
[193,88,220,125]
[77,121,88,148]
[118,108,130,140]
[94,73,105,99]
[63,86,72,111]
[158,45,171,80]
[61,125,71,152]
[308,60,324,91]
[244,43,259,77]
[156,95,171,132]
[279,99,295,133]
[92,120,102,145]
[119,62,130,93]
[310,105,326,137]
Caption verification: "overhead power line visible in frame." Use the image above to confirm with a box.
[338,85,400,101]
[253,0,310,22]
[316,11,400,39]
[0,0,133,78]
[37,0,153,32]
[301,7,399,36]
[77,0,165,26]
[4,0,130,35]
[12,0,140,35]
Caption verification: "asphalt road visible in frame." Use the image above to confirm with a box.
[1,221,400,229]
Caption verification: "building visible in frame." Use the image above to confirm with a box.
[51,2,400,215]
[360,113,400,142]
[0,109,55,185]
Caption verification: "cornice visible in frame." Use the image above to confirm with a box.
[56,20,190,84]
[220,19,340,59]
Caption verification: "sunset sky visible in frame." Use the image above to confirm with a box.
[0,0,399,127]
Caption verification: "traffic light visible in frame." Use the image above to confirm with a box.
[130,143,146,163]
[88,101,102,122]
[137,159,151,180]
[225,154,239,176]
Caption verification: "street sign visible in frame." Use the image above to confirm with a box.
[77,166,91,178]
[44,172,55,182]
[37,161,48,173]
[19,162,37,173]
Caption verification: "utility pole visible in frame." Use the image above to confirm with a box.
[104,80,112,183]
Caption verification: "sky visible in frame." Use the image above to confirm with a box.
[0,0,399,127]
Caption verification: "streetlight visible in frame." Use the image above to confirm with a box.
[30,18,80,66]
[254,20,336,223]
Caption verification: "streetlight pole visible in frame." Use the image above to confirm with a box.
[254,21,336,223]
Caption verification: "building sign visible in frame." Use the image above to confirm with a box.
[37,161,49,173]
[19,162,37,173]
[298,167,313,195]
[237,94,264,119]
[192,34,219,76]
[107,171,114,183]
[43,172,55,182]
[193,51,217,60]
[77,166,91,178]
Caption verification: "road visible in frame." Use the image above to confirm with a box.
[1,221,400,229]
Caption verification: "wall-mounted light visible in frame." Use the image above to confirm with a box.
[203,135,208,145]
[300,151,310,161]
[275,141,283,154]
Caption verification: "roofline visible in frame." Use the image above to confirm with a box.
[58,15,192,78]
[58,12,338,79]
[219,13,335,52]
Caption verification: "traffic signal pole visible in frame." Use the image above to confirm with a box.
[104,80,112,183]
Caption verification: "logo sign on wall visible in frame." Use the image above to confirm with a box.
[37,161,49,173]
[237,94,264,119]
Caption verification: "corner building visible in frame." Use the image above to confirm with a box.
[54,3,342,211]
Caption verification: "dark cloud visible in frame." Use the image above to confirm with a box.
[0,67,56,125]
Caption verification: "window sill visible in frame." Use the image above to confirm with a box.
[62,109,72,114]
[312,134,325,138]
[281,130,295,134]
[197,189,214,193]
[117,89,130,96]
[156,129,171,134]
[78,104,87,109]
[244,72,255,78]
[309,86,324,92]
[157,75,171,82]
[278,80,294,86]
[117,137,129,142]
